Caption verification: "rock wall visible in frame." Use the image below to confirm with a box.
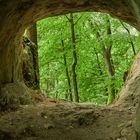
[0,0,140,135]
[115,52,140,107]
[22,37,39,90]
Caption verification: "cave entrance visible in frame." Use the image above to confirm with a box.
[0,1,139,139]
[0,0,139,110]
[30,12,139,105]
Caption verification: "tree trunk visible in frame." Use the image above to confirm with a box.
[103,47,115,104]
[95,21,115,104]
[103,48,114,77]
[93,47,103,75]
[69,13,79,102]
[61,39,73,101]
[120,21,136,56]
[103,18,115,104]
[89,19,115,104]
[25,23,40,89]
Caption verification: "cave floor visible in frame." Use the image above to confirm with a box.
[0,97,136,140]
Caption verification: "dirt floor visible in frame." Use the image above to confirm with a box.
[0,96,136,140]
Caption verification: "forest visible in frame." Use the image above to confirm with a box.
[1,0,140,139]
[36,12,140,105]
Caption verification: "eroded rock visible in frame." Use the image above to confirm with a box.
[22,37,39,89]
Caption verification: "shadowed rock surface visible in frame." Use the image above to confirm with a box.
[0,0,140,139]
[0,101,136,140]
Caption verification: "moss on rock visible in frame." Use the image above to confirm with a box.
[0,82,34,111]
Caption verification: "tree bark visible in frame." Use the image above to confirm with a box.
[89,18,115,104]
[69,13,79,102]
[61,39,73,101]
[103,47,116,104]
[120,21,136,56]
[103,18,115,104]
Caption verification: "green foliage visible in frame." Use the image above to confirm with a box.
[37,12,140,105]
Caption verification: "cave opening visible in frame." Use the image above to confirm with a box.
[0,1,140,139]
[28,12,139,105]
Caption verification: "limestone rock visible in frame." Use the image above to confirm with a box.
[22,37,39,89]
[0,82,33,111]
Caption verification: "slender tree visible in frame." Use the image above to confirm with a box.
[102,18,115,104]
[68,13,79,102]
[89,17,116,104]
[61,39,73,101]
[120,21,136,56]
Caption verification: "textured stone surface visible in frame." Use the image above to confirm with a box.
[22,37,39,89]
[116,52,140,108]
[0,0,140,85]
[114,52,140,138]
[0,82,33,111]
[0,0,140,120]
